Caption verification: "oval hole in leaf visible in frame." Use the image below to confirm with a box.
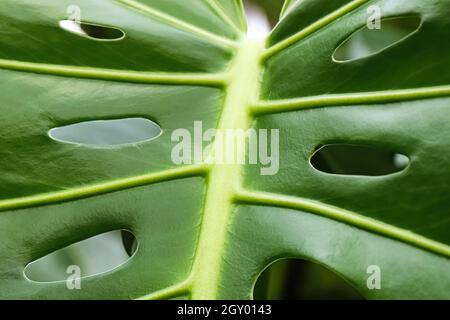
[59,20,125,41]
[333,16,421,62]
[254,259,363,300]
[24,230,137,282]
[48,118,162,147]
[310,144,409,176]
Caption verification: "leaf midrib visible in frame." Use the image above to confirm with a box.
[189,40,265,299]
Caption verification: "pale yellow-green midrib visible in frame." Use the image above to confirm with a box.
[189,40,265,299]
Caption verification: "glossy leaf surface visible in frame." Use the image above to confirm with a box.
[0,0,449,299]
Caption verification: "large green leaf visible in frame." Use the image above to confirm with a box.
[0,0,449,299]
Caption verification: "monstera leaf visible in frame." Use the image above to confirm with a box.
[0,0,449,299]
